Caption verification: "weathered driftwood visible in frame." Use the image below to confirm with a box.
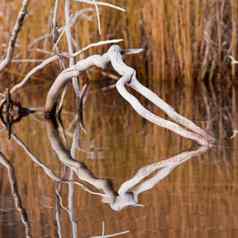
[45,45,214,146]
[0,0,29,71]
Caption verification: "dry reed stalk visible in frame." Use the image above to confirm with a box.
[230,0,238,79]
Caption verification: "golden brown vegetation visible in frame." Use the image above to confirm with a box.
[0,0,237,83]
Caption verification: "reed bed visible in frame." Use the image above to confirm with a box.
[0,0,237,83]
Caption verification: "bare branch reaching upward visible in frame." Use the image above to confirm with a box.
[64,0,80,97]
[0,0,30,71]
[93,0,102,35]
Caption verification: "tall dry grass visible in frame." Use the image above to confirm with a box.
[143,0,238,83]
[0,0,237,83]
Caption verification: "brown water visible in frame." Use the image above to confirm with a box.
[0,79,237,238]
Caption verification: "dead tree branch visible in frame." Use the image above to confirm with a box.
[45,45,214,146]
[8,39,122,96]
[0,0,29,71]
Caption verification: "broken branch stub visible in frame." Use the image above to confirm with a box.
[45,45,214,146]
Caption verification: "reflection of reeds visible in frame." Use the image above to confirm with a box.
[0,0,236,82]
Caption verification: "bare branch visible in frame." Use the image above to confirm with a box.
[10,54,60,95]
[73,39,123,57]
[0,0,29,71]
[45,45,214,146]
[52,0,60,43]
[64,0,80,98]
[74,0,126,12]
[9,39,122,95]
[93,0,102,35]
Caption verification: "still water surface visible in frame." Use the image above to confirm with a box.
[0,79,237,238]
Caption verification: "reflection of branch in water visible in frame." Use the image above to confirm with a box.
[110,146,209,211]
[91,221,130,238]
[67,120,80,238]
[0,90,34,139]
[55,188,63,238]
[46,118,210,211]
[11,128,108,236]
[0,151,31,238]
[11,133,105,197]
[46,119,117,203]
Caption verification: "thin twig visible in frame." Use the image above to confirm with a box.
[11,59,44,63]
[63,0,80,112]
[91,230,130,238]
[52,0,60,43]
[74,0,126,12]
[93,0,102,35]
[73,39,123,57]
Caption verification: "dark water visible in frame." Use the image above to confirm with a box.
[0,79,237,238]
